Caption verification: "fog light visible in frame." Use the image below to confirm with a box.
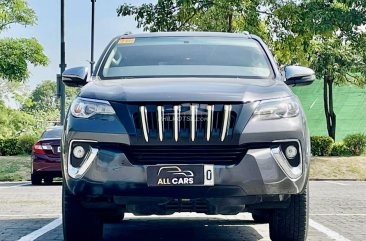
[73,146,86,159]
[285,145,297,159]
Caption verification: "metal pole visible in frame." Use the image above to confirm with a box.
[90,0,96,73]
[60,0,66,124]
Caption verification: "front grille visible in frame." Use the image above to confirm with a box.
[132,104,238,142]
[123,145,247,165]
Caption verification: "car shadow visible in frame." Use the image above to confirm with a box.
[105,218,267,241]
[0,218,61,241]
[26,181,63,186]
[0,217,268,241]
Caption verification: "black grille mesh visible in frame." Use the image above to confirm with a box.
[123,145,247,165]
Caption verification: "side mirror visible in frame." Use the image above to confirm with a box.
[284,66,315,86]
[62,67,89,87]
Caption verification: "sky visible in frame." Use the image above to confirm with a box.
[2,0,155,89]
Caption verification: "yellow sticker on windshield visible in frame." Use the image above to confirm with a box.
[119,38,135,44]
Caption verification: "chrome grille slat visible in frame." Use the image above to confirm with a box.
[157,106,164,141]
[139,106,149,142]
[173,105,180,142]
[221,105,232,141]
[206,105,214,141]
[190,104,197,141]
[137,104,236,142]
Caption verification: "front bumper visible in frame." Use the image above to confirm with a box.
[63,140,308,198]
[32,154,61,173]
[62,109,310,200]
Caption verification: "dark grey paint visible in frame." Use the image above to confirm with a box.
[79,78,292,102]
[62,32,312,219]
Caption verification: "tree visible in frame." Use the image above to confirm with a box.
[22,80,78,114]
[0,0,48,82]
[117,0,269,38]
[0,102,38,138]
[117,0,218,32]
[270,0,366,139]
[117,0,366,140]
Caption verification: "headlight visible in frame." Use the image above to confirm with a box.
[254,97,300,120]
[70,97,115,118]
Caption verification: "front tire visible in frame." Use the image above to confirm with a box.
[62,183,103,241]
[269,184,309,241]
[252,212,270,223]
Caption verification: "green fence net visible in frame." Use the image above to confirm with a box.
[292,80,366,141]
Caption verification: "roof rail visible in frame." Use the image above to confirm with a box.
[233,30,250,35]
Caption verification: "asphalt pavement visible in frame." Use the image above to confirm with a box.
[0,181,365,241]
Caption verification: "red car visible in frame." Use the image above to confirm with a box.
[31,126,63,185]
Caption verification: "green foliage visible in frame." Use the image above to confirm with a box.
[0,0,37,31]
[343,133,366,156]
[17,134,37,154]
[0,82,65,140]
[23,80,57,111]
[117,0,366,86]
[22,80,78,113]
[311,136,334,156]
[330,143,352,156]
[270,1,366,140]
[0,135,37,156]
[117,0,213,32]
[0,38,48,82]
[311,134,366,156]
[0,104,40,138]
[117,0,269,39]
[312,38,366,87]
[271,0,366,86]
[0,138,22,156]
[0,0,48,82]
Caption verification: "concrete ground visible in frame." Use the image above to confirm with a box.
[0,181,365,241]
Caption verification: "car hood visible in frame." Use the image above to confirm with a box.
[79,78,292,102]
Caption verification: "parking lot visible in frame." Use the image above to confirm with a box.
[0,181,365,241]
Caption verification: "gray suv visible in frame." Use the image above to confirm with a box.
[62,32,314,241]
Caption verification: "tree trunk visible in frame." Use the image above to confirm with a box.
[323,73,336,140]
[228,13,233,32]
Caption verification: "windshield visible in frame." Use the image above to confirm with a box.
[99,37,273,79]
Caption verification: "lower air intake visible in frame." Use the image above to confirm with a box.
[123,145,247,165]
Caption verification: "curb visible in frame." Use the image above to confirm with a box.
[310,178,360,181]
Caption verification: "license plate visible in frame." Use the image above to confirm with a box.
[57,146,61,153]
[147,165,214,187]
